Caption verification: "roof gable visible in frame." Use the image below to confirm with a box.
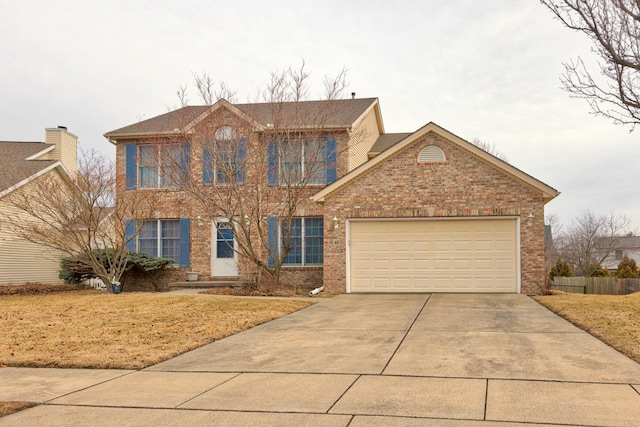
[312,122,559,204]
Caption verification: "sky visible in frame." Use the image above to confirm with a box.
[1,0,638,228]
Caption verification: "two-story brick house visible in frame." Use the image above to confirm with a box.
[105,97,559,295]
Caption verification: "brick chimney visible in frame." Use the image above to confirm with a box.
[45,126,78,175]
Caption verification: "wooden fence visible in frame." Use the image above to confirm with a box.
[552,277,640,295]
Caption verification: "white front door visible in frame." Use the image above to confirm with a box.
[211,218,238,277]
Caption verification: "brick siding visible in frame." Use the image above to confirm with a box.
[321,132,547,295]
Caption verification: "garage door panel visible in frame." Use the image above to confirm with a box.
[349,219,518,293]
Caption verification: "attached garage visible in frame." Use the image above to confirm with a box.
[348,218,519,293]
[313,123,560,295]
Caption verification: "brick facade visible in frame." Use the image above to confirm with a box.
[321,132,548,295]
[110,100,555,295]
[113,105,350,290]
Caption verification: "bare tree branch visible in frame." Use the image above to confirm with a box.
[3,149,157,292]
[541,0,640,128]
[554,210,633,275]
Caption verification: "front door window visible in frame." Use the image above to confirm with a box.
[216,223,234,258]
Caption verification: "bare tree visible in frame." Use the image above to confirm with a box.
[470,137,509,162]
[541,0,640,128]
[544,213,564,276]
[169,62,358,287]
[3,149,157,292]
[555,210,633,276]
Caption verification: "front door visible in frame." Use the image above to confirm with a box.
[211,218,238,277]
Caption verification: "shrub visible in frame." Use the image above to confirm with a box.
[617,256,639,278]
[59,249,175,286]
[589,263,611,277]
[549,258,574,279]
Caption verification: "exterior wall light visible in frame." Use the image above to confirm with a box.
[333,216,339,229]
[527,212,534,227]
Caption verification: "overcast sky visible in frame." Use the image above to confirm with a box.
[1,0,637,227]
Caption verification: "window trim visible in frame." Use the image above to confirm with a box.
[136,142,190,189]
[132,218,191,268]
[279,217,324,266]
[268,138,336,187]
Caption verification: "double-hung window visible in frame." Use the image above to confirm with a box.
[127,218,191,267]
[138,220,180,263]
[272,217,324,266]
[128,143,190,189]
[268,138,337,186]
[279,140,326,185]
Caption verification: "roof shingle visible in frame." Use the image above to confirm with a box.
[0,142,57,195]
[104,98,378,138]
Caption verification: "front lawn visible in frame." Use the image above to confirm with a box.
[0,291,312,369]
[534,292,640,364]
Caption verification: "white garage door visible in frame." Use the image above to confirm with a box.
[349,219,518,293]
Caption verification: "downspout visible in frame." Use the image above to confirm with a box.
[309,286,324,296]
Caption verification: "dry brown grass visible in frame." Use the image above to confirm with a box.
[0,291,312,369]
[0,402,38,418]
[534,292,640,364]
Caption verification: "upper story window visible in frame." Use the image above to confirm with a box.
[203,126,247,186]
[268,138,337,186]
[125,142,190,190]
[418,145,446,163]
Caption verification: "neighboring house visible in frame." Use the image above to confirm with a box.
[0,127,78,285]
[105,98,559,294]
[600,235,640,272]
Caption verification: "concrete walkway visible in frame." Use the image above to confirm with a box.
[2,294,640,426]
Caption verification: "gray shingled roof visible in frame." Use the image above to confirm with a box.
[105,98,378,138]
[0,142,57,194]
[369,132,412,154]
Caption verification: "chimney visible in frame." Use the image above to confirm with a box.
[351,92,356,99]
[45,126,78,175]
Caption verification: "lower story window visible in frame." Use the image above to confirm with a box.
[138,219,181,264]
[282,217,324,266]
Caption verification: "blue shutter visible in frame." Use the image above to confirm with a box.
[267,141,278,186]
[125,144,137,190]
[325,138,337,184]
[179,218,190,268]
[125,219,135,251]
[267,216,278,268]
[236,137,247,184]
[203,144,213,186]
[179,142,190,186]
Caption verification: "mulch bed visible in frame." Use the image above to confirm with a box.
[0,283,80,296]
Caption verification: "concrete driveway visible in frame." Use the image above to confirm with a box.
[2,293,640,426]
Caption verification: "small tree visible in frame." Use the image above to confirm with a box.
[3,149,157,293]
[617,255,639,278]
[555,210,633,276]
[550,258,574,279]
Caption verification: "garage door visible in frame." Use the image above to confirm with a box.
[349,219,518,293]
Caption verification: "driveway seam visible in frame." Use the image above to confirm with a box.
[175,372,242,408]
[41,370,136,404]
[324,374,361,414]
[380,295,431,375]
[483,378,489,420]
